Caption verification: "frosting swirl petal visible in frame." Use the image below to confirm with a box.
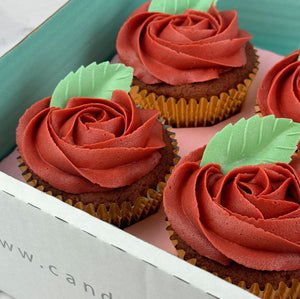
[16,90,165,193]
[164,146,300,271]
[117,2,252,85]
[257,49,300,122]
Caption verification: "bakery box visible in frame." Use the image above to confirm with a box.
[0,0,299,298]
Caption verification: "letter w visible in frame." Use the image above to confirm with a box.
[17,248,33,262]
[0,238,13,251]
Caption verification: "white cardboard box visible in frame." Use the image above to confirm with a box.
[0,171,258,299]
[0,0,298,298]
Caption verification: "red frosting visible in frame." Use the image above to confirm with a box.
[117,2,252,85]
[16,90,165,193]
[164,146,300,271]
[257,49,300,122]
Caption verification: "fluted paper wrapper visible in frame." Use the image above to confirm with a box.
[130,63,258,128]
[166,222,300,299]
[17,129,179,229]
[254,104,263,117]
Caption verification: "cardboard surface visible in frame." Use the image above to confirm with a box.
[215,0,300,56]
[0,173,257,299]
[0,0,298,298]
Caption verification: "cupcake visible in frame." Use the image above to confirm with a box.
[163,115,300,298]
[116,0,258,127]
[256,49,300,121]
[16,62,178,228]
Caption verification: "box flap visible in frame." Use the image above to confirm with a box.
[0,172,257,299]
[216,0,300,56]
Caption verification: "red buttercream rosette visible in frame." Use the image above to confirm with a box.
[257,49,300,122]
[117,2,252,85]
[164,146,300,271]
[16,90,165,193]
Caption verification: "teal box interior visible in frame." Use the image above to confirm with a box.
[0,0,299,160]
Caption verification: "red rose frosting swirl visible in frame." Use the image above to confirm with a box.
[117,2,252,85]
[164,146,300,271]
[16,90,165,193]
[257,49,300,122]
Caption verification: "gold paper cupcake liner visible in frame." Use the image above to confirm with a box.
[166,222,300,299]
[17,129,179,229]
[254,104,263,117]
[130,63,259,128]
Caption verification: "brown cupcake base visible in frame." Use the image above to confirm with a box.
[167,223,300,298]
[132,42,258,100]
[130,83,255,127]
[130,43,259,128]
[17,128,179,228]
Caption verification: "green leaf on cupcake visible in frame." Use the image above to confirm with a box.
[200,115,300,174]
[50,62,134,109]
[148,0,218,14]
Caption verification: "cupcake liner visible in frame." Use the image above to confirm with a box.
[130,62,259,128]
[166,222,300,298]
[17,127,179,229]
[254,104,263,117]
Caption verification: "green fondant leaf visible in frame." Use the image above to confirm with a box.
[298,53,300,61]
[50,62,133,109]
[200,115,300,174]
[148,0,216,14]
